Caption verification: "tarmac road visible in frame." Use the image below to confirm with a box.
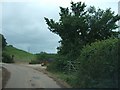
[2,63,61,88]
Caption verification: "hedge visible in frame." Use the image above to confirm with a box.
[76,38,119,88]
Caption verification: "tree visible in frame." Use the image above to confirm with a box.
[36,52,48,62]
[0,34,7,50]
[44,1,120,60]
[0,34,14,63]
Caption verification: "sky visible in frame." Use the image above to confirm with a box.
[0,0,119,54]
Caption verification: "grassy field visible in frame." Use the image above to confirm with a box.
[4,45,36,63]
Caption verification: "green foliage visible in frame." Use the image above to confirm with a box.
[1,34,14,63]
[4,45,35,62]
[35,52,49,63]
[76,38,119,88]
[44,1,120,61]
[2,52,14,63]
[0,34,7,50]
[2,35,7,50]
[29,52,57,64]
[53,72,78,87]
[47,56,67,72]
[44,1,120,87]
[0,34,35,63]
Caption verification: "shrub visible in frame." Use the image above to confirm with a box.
[29,53,57,65]
[47,55,67,72]
[76,38,119,88]
[35,52,48,63]
[2,52,14,63]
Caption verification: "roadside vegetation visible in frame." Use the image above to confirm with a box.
[29,52,57,65]
[1,34,35,63]
[1,1,120,88]
[1,34,14,63]
[76,38,119,88]
[47,38,119,88]
[44,1,120,88]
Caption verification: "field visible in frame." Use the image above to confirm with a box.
[3,45,36,63]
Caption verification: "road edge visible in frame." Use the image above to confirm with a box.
[2,67,11,88]
[34,68,72,88]
[20,64,72,88]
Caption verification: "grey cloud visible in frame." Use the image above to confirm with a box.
[2,1,117,53]
[2,2,60,53]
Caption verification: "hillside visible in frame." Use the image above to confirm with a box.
[3,45,36,63]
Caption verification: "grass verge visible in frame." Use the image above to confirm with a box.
[33,67,71,88]
[48,71,78,88]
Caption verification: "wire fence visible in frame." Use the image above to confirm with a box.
[63,60,80,73]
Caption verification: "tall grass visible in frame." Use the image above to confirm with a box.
[4,45,35,62]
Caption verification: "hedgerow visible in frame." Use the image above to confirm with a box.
[76,38,119,88]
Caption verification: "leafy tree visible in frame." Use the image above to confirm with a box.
[36,52,48,62]
[0,34,14,63]
[0,34,7,50]
[44,1,120,60]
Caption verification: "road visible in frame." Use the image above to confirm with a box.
[2,63,61,88]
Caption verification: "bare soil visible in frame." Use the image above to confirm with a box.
[3,64,61,88]
[5,63,71,88]
[34,68,71,88]
[24,64,71,88]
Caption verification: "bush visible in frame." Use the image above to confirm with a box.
[35,52,48,63]
[2,52,14,63]
[47,55,67,72]
[29,52,57,65]
[76,38,119,88]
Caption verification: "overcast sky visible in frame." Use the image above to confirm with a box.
[0,0,119,54]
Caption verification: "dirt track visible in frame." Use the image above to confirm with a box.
[2,63,61,88]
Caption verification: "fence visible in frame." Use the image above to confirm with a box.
[63,60,80,73]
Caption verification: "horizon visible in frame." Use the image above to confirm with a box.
[1,0,119,53]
